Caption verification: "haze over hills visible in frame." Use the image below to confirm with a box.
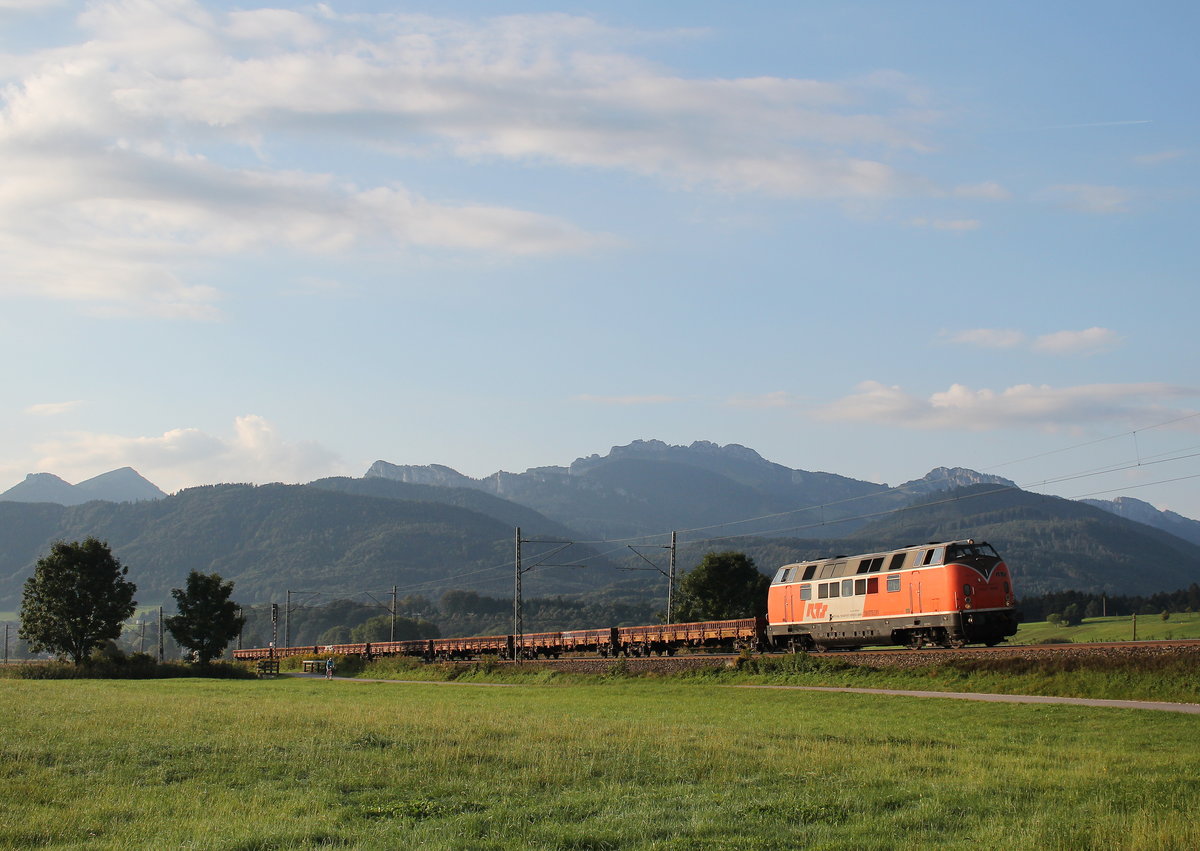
[1,440,1197,609]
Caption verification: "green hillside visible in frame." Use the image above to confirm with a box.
[0,483,614,607]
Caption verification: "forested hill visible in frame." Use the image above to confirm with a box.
[681,484,1200,597]
[0,483,614,608]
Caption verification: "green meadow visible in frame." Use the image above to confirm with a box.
[3,676,1198,850]
[1016,613,1200,644]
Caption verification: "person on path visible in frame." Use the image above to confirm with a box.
[325,657,334,680]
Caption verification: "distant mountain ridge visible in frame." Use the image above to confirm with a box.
[367,442,1022,540]
[1081,496,1200,547]
[0,467,166,505]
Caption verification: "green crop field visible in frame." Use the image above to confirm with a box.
[3,677,1198,849]
[1016,613,1200,644]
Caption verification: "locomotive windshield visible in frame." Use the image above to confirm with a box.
[946,542,999,561]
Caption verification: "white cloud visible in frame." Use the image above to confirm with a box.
[944,328,1026,349]
[819,380,1197,431]
[29,415,348,491]
[1042,184,1132,214]
[24,400,84,416]
[952,181,1010,200]
[1133,150,1185,166]
[726,391,802,409]
[572,394,682,406]
[0,2,1006,316]
[1032,327,1122,355]
[909,217,980,231]
[945,327,1121,356]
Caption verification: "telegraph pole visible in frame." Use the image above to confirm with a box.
[139,619,146,655]
[390,585,398,643]
[285,590,292,649]
[158,607,164,662]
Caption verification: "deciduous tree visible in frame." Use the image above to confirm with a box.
[165,571,245,664]
[19,538,137,665]
[673,551,770,622]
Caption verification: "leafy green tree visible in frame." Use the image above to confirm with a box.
[1061,603,1082,626]
[19,538,137,665]
[165,571,245,664]
[349,614,440,643]
[673,551,770,622]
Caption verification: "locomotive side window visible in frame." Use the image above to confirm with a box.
[854,578,867,595]
[856,559,872,575]
[828,582,840,598]
[800,585,812,601]
[802,565,817,581]
[922,547,945,566]
[888,552,907,571]
[817,563,836,579]
[841,579,854,597]
[866,577,879,593]
[868,557,884,572]
[886,575,901,592]
[818,584,829,599]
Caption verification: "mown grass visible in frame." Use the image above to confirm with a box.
[1016,613,1200,644]
[3,677,1196,849]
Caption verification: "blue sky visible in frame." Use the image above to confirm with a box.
[2,0,1198,521]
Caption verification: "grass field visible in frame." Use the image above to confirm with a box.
[3,677,1199,850]
[1016,613,1200,644]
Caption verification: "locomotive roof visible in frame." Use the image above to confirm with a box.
[779,539,989,570]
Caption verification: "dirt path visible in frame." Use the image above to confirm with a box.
[729,684,1200,714]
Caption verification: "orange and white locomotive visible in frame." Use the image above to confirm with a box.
[766,539,1017,651]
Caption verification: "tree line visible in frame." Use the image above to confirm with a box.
[1017,584,1200,624]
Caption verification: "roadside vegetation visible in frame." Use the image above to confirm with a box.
[3,677,1196,849]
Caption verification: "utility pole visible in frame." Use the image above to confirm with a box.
[513,527,523,660]
[158,607,164,662]
[3,623,8,665]
[139,619,146,655]
[390,585,398,643]
[271,603,279,657]
[626,532,678,624]
[668,531,677,625]
[285,590,292,649]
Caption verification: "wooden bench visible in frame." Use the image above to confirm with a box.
[256,659,280,677]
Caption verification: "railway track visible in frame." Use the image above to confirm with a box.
[434,640,1200,674]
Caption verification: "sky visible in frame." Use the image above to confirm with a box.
[2,0,1198,522]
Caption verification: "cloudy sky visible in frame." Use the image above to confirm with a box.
[3,0,1198,522]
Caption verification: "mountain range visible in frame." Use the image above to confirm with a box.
[0,440,1197,608]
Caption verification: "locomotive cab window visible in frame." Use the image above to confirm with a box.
[800,584,812,601]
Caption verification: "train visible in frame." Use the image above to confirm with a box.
[232,538,1017,662]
